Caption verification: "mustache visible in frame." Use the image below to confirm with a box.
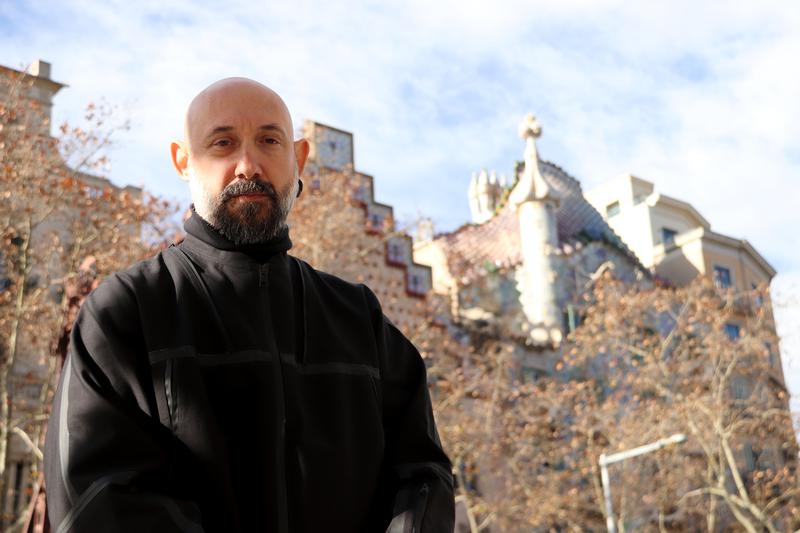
[220,179,278,202]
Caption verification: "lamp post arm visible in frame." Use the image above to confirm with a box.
[598,434,687,533]
[600,434,687,466]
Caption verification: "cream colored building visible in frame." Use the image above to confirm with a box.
[584,174,776,291]
[585,174,785,391]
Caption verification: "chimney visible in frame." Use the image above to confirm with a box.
[28,59,52,80]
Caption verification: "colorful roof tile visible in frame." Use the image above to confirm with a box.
[435,161,643,282]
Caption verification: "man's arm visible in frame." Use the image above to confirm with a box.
[44,277,204,533]
[368,289,455,532]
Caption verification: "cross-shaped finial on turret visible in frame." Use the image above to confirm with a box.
[509,112,558,207]
[518,113,542,140]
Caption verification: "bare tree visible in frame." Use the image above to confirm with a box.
[415,269,797,532]
[559,275,795,531]
[0,69,175,529]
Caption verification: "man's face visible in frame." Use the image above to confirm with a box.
[175,79,307,245]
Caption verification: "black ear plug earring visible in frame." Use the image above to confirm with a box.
[296,179,304,198]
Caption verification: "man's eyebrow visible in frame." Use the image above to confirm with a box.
[258,124,287,136]
[206,126,235,137]
[203,123,287,139]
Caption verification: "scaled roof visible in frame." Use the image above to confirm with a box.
[434,161,643,282]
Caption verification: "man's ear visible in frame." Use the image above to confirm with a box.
[171,141,190,181]
[294,138,310,176]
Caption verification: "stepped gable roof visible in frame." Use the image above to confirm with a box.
[435,160,643,282]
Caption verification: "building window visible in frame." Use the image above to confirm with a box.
[388,242,404,263]
[408,272,425,296]
[661,228,677,247]
[10,460,26,517]
[368,213,383,231]
[743,444,758,473]
[563,304,579,333]
[521,367,542,383]
[714,266,732,289]
[0,264,9,292]
[724,323,741,341]
[356,184,367,203]
[458,460,479,493]
[765,342,775,367]
[731,376,750,400]
[752,282,763,308]
[606,201,621,218]
[496,279,513,311]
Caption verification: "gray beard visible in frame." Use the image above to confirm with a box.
[205,179,295,246]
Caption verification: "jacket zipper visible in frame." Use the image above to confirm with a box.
[412,483,430,533]
[259,262,290,533]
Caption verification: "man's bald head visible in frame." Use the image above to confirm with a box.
[170,77,309,245]
[183,77,295,152]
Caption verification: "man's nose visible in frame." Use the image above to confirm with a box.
[233,147,262,180]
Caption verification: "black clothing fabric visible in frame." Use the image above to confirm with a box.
[44,213,454,532]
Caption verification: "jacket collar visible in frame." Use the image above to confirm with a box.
[182,207,293,265]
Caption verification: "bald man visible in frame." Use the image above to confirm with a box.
[44,79,454,532]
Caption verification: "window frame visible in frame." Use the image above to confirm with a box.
[724,322,741,341]
[714,265,733,289]
[661,227,678,247]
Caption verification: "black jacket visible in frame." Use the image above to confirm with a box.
[44,214,454,532]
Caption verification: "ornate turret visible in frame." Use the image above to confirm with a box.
[468,168,508,224]
[414,217,435,243]
[510,114,562,346]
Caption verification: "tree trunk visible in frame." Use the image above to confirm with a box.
[0,220,31,484]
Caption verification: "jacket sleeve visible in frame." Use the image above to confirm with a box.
[367,290,455,533]
[44,276,204,533]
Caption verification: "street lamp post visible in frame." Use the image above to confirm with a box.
[598,433,687,533]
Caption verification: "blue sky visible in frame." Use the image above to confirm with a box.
[2,0,800,409]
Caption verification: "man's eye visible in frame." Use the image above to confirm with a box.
[261,137,280,145]
[212,139,232,147]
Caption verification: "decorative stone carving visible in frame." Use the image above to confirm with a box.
[509,113,560,207]
[468,168,506,224]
